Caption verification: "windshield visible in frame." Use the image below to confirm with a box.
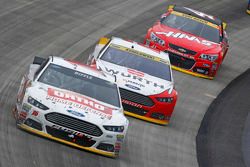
[100,44,172,81]
[161,13,220,43]
[38,64,120,108]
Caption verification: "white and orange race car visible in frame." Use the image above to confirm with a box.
[13,56,129,157]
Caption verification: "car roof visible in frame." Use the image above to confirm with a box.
[109,37,171,64]
[173,6,222,26]
[49,56,116,83]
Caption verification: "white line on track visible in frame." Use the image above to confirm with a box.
[204,93,217,99]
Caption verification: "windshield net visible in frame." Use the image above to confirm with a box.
[100,44,172,81]
[38,64,120,108]
[161,13,220,43]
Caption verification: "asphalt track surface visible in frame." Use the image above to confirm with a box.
[0,0,249,167]
[197,69,250,167]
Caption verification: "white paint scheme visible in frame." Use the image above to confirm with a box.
[16,56,129,155]
[91,37,175,96]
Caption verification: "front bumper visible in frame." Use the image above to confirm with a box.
[124,111,169,125]
[15,104,126,158]
[171,65,214,80]
[18,124,116,157]
[121,93,177,125]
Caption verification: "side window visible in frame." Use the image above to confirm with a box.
[34,58,50,80]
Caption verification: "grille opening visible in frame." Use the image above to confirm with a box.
[45,112,103,137]
[151,112,165,120]
[97,143,114,152]
[123,103,148,116]
[166,51,195,70]
[169,43,197,55]
[119,88,154,107]
[24,118,42,131]
[193,67,209,75]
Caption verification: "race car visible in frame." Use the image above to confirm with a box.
[87,37,178,125]
[144,5,229,79]
[13,56,129,157]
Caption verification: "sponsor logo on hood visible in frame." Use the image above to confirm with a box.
[100,66,165,89]
[67,109,85,117]
[47,88,113,119]
[155,31,213,46]
[125,84,140,90]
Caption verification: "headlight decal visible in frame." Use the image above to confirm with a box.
[103,125,124,132]
[28,96,49,110]
[150,32,165,46]
[156,97,174,103]
[200,54,218,61]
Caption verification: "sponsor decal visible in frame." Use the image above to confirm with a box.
[125,84,140,91]
[68,134,75,138]
[31,110,39,116]
[116,134,124,142]
[67,109,85,117]
[172,10,218,29]
[167,48,192,58]
[102,66,165,89]
[22,103,32,113]
[122,99,143,108]
[127,69,144,77]
[110,44,170,65]
[123,79,145,88]
[156,31,214,46]
[178,48,187,53]
[19,111,27,119]
[115,142,121,150]
[74,71,93,80]
[203,63,210,67]
[106,135,113,138]
[47,88,113,119]
[51,124,92,139]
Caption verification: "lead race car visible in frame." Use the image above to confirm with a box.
[13,56,129,157]
[144,5,229,79]
[87,37,178,125]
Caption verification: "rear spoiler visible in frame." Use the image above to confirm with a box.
[167,4,175,10]
[222,22,227,30]
[98,37,110,45]
[33,56,46,65]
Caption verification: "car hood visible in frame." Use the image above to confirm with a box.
[97,60,174,96]
[26,83,127,126]
[152,23,221,53]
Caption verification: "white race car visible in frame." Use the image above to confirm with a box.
[88,37,178,125]
[13,56,129,157]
